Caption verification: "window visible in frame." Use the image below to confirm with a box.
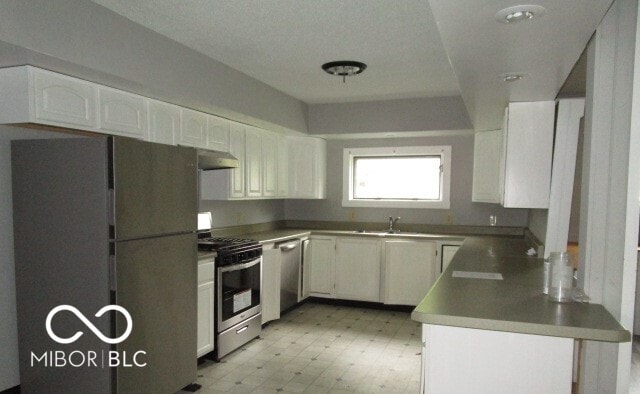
[342,146,451,209]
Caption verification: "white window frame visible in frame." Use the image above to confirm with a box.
[342,146,451,209]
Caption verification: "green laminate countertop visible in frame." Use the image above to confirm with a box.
[411,236,630,342]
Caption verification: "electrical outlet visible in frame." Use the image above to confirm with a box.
[348,210,356,221]
[445,213,453,225]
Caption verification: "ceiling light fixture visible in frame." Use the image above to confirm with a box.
[494,5,546,24]
[500,73,527,82]
[322,61,367,83]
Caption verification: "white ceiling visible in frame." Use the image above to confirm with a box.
[91,0,612,130]
[90,0,460,104]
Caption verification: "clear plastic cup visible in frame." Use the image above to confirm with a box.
[548,252,574,303]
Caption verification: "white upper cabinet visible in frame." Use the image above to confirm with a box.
[288,136,327,199]
[229,123,247,198]
[179,108,208,148]
[472,129,503,203]
[262,130,278,198]
[502,101,555,208]
[200,122,246,200]
[0,66,99,129]
[147,100,179,145]
[33,68,98,129]
[472,101,555,208]
[207,116,230,152]
[245,126,263,198]
[277,134,289,198]
[98,87,148,139]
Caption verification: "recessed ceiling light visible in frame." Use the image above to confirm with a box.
[500,73,527,82]
[495,5,546,24]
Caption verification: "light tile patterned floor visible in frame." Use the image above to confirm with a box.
[190,302,422,393]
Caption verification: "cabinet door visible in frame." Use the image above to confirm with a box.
[262,131,278,197]
[148,100,179,145]
[245,126,263,197]
[98,87,148,139]
[384,240,436,306]
[229,123,246,198]
[288,137,326,199]
[207,115,230,152]
[503,101,555,208]
[179,108,208,148]
[308,236,336,296]
[197,281,214,357]
[261,246,281,324]
[472,129,503,203]
[277,135,289,197]
[335,238,381,302]
[32,69,98,129]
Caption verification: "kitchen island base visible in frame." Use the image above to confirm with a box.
[420,324,574,393]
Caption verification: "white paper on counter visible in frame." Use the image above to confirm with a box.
[452,271,503,280]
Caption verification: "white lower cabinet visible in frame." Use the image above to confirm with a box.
[307,236,336,297]
[420,324,573,393]
[335,238,381,302]
[306,236,442,305]
[384,240,437,306]
[261,245,281,324]
[197,259,215,358]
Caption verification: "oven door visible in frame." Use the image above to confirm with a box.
[217,257,262,332]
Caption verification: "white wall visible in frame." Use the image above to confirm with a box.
[285,134,529,227]
[199,199,284,229]
[0,126,71,391]
[307,96,472,134]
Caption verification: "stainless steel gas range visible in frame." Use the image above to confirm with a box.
[198,236,262,360]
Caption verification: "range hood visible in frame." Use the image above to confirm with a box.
[197,149,239,170]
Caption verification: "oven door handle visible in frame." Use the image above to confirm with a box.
[219,258,261,273]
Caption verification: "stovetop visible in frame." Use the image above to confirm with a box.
[198,237,258,250]
[198,235,262,265]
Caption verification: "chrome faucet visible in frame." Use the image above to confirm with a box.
[388,216,401,233]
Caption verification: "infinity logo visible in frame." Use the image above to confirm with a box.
[45,305,132,345]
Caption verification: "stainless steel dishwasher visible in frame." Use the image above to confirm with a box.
[277,239,301,312]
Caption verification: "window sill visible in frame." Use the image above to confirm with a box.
[342,199,450,209]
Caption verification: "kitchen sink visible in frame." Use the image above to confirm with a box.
[353,230,420,235]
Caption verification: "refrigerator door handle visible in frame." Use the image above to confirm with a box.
[109,255,117,292]
[107,189,115,226]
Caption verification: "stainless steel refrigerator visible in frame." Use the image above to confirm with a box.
[12,136,198,393]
